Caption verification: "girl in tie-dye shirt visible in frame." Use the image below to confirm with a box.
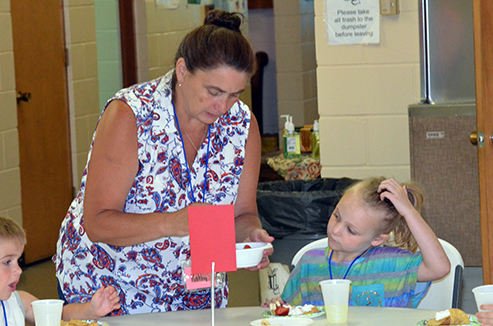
[264,177,450,308]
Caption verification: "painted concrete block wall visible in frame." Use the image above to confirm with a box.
[146,0,203,79]
[65,0,101,184]
[0,0,23,227]
[314,0,421,182]
[274,0,318,132]
[95,0,123,111]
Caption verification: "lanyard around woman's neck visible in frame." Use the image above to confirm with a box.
[172,101,210,203]
[328,247,370,280]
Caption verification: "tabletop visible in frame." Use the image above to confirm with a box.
[100,306,443,326]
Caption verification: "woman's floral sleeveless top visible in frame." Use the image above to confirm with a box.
[54,70,251,315]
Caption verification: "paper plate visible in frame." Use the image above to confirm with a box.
[416,316,480,326]
[262,306,325,318]
[251,317,314,325]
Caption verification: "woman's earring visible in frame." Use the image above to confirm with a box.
[178,83,182,87]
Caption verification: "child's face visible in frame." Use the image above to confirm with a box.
[327,192,387,261]
[0,239,24,300]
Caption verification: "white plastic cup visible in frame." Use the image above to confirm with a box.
[319,279,351,324]
[473,284,493,312]
[31,299,64,326]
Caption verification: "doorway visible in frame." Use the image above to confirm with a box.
[95,0,138,111]
[11,0,73,264]
[94,0,124,111]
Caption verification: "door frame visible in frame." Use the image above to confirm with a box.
[118,0,138,87]
[473,0,493,284]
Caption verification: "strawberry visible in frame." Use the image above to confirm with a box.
[275,306,290,316]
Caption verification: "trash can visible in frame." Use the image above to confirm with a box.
[257,178,358,268]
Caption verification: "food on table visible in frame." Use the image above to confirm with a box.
[269,301,320,317]
[426,308,470,325]
[275,305,290,316]
[61,320,98,326]
[289,304,319,316]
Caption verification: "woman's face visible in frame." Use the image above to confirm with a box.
[176,61,250,124]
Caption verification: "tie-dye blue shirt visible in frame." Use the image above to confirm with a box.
[282,246,430,308]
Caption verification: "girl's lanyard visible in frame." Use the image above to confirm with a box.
[328,248,370,280]
[173,101,210,203]
[1,301,7,326]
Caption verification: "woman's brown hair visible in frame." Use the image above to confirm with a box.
[173,9,256,88]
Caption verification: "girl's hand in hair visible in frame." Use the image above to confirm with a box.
[378,179,450,282]
[377,179,417,219]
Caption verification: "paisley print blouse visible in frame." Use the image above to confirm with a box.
[54,70,251,315]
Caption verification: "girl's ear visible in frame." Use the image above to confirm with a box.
[371,233,390,247]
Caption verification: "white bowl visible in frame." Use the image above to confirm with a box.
[250,317,314,326]
[236,242,272,268]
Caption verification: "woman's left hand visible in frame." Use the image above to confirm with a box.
[243,228,274,271]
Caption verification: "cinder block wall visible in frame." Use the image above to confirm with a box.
[314,0,421,182]
[274,0,318,131]
[65,0,101,184]
[0,0,22,227]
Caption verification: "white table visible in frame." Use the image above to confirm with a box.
[100,306,444,326]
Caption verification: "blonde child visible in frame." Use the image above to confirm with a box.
[0,216,120,326]
[264,177,450,308]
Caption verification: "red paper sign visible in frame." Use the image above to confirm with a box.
[188,204,237,274]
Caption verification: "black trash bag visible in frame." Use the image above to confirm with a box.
[257,178,359,238]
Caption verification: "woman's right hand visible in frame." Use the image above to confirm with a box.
[168,203,211,237]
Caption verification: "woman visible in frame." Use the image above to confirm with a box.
[54,10,273,315]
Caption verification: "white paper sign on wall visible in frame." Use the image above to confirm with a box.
[325,0,380,45]
[156,0,179,9]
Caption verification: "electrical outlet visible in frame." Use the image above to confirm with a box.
[380,0,399,15]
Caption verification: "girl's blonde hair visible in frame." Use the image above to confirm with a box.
[0,216,26,245]
[345,177,423,253]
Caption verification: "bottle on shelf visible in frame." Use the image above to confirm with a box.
[311,119,320,159]
[283,116,301,159]
[280,115,290,135]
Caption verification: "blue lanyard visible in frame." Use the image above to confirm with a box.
[172,102,210,203]
[328,247,370,280]
[1,301,7,326]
